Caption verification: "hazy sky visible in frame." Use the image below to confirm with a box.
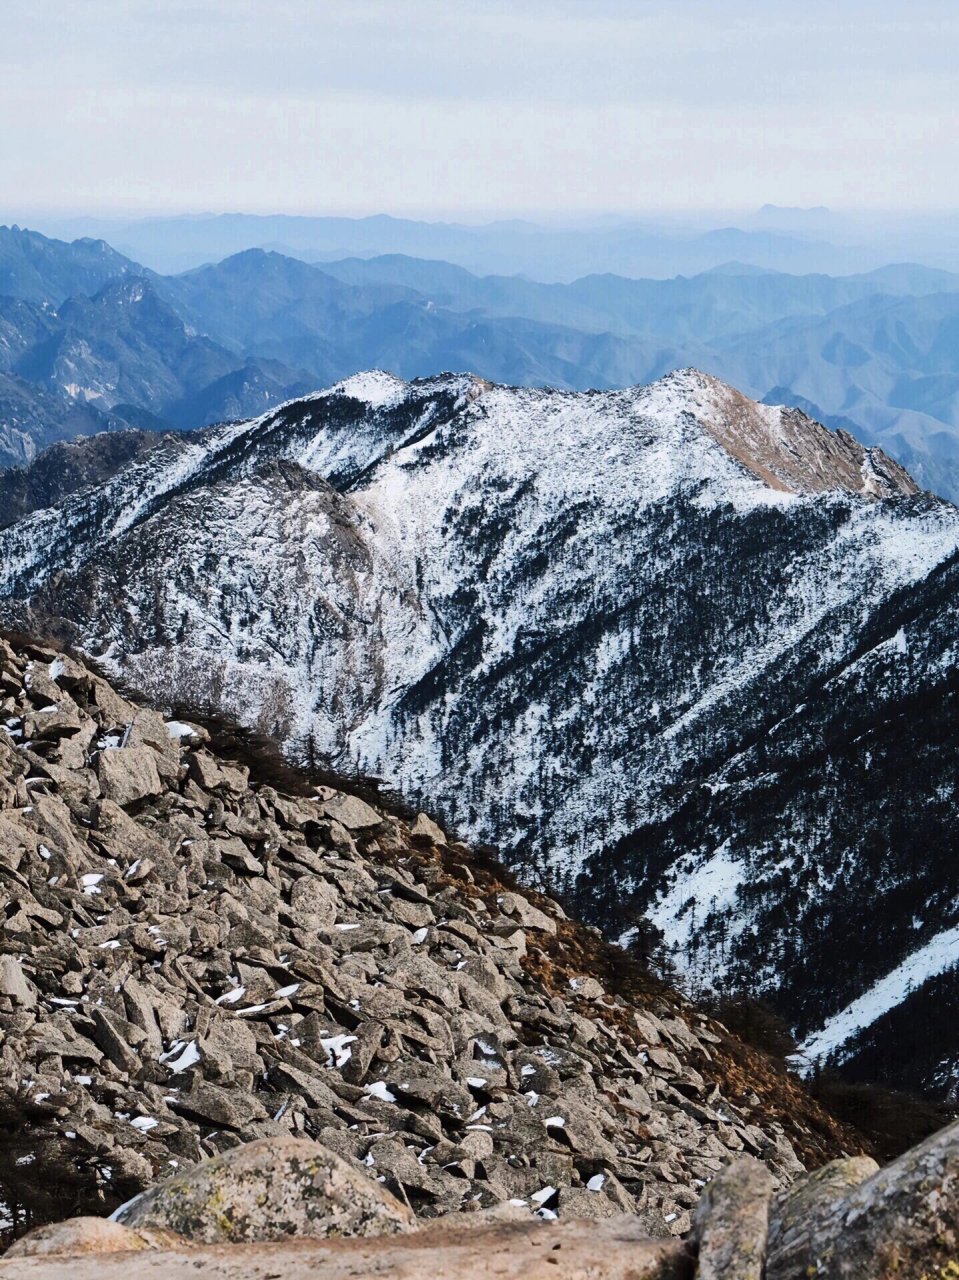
[3,0,958,216]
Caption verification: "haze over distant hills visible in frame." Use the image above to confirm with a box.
[28,208,959,279]
[4,219,959,500]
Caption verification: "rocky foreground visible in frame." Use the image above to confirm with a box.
[4,1123,959,1278]
[0,632,956,1276]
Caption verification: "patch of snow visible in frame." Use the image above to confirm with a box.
[322,1033,357,1069]
[530,1185,557,1205]
[330,370,409,410]
[164,720,197,739]
[163,1041,202,1074]
[798,923,959,1066]
[215,985,246,1005]
[365,1080,398,1103]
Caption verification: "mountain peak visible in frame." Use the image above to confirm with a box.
[327,369,488,413]
[657,368,920,500]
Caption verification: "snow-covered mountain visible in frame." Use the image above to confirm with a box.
[3,368,958,1096]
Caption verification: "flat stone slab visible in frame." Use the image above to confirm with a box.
[0,1216,693,1280]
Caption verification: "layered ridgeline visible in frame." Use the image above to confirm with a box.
[2,370,958,1097]
[8,225,959,501]
[0,633,857,1240]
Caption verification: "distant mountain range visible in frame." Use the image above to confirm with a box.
[29,209,959,279]
[26,211,900,278]
[4,224,959,500]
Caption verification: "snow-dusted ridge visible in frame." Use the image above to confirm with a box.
[2,367,959,1095]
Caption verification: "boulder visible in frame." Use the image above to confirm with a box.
[691,1156,774,1280]
[498,891,556,935]
[96,746,162,807]
[411,812,447,845]
[5,1217,183,1258]
[187,750,248,794]
[0,955,37,1008]
[289,873,338,927]
[767,1119,959,1279]
[766,1154,880,1279]
[113,1135,415,1243]
[322,792,382,831]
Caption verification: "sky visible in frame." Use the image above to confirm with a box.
[2,0,958,217]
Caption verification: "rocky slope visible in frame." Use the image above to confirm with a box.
[0,634,860,1246]
[1,370,958,1097]
[0,430,168,529]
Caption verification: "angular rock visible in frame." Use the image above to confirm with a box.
[0,954,37,1008]
[411,812,447,845]
[114,1135,415,1243]
[96,746,163,807]
[766,1121,959,1279]
[691,1156,774,1280]
[497,891,556,934]
[322,792,382,831]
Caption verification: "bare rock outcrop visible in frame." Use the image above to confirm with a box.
[113,1135,415,1243]
[767,1119,959,1279]
[0,1214,696,1279]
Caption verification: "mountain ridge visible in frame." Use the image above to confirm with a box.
[5,225,959,501]
[2,370,957,1100]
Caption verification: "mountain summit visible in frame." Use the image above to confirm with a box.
[1,370,957,1098]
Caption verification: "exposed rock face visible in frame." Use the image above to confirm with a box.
[1,371,957,1094]
[114,1135,415,1243]
[0,372,134,473]
[0,1215,697,1279]
[766,1119,959,1279]
[669,372,918,498]
[0,634,856,1244]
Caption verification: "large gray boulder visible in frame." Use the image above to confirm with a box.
[767,1119,959,1279]
[690,1156,774,1280]
[96,745,163,807]
[766,1153,880,1279]
[113,1135,415,1244]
